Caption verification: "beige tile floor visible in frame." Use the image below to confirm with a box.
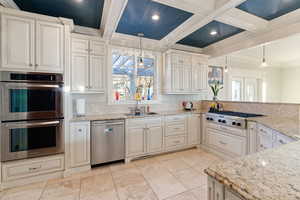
[0,148,224,200]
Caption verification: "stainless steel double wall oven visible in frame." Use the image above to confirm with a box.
[0,72,64,162]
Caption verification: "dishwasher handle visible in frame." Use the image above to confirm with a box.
[92,121,124,126]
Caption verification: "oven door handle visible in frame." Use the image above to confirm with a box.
[4,121,61,128]
[5,83,60,88]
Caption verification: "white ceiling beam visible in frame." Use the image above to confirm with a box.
[102,0,127,39]
[152,0,214,15]
[203,9,300,58]
[216,8,269,32]
[159,0,247,48]
[0,0,19,9]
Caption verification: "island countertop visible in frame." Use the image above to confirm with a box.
[205,140,300,200]
[248,116,300,140]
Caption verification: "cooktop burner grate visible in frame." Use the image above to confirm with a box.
[208,111,264,118]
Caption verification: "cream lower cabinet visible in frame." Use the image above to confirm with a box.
[256,124,295,152]
[126,126,147,157]
[1,14,64,73]
[126,118,163,159]
[147,126,164,154]
[70,122,90,168]
[187,114,201,145]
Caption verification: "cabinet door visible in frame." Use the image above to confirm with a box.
[71,53,89,92]
[36,21,64,72]
[188,115,201,145]
[90,41,106,55]
[183,67,192,91]
[215,180,224,200]
[200,64,208,90]
[70,122,90,168]
[172,65,184,92]
[72,38,89,54]
[192,65,202,91]
[147,126,164,153]
[257,126,273,151]
[126,127,146,157]
[1,15,35,71]
[89,55,105,92]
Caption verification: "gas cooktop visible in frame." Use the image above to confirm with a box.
[208,111,264,118]
[206,111,264,129]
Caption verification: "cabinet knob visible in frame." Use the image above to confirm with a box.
[35,64,38,67]
[29,63,33,67]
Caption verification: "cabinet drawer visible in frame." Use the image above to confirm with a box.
[166,124,186,136]
[207,122,246,137]
[273,131,294,147]
[146,117,162,128]
[2,154,64,181]
[127,119,146,128]
[165,115,186,125]
[165,136,186,149]
[207,129,246,157]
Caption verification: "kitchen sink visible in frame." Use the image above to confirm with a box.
[124,112,159,117]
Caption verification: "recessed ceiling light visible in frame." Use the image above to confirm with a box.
[152,14,160,21]
[75,0,83,3]
[210,30,217,36]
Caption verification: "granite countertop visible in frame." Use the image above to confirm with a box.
[205,141,300,200]
[248,116,300,140]
[70,110,206,122]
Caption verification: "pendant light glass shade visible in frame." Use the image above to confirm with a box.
[137,33,144,68]
[224,56,229,73]
[261,45,268,67]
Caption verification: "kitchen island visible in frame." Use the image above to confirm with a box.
[205,139,300,200]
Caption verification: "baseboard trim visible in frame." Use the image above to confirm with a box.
[1,171,64,190]
[64,165,91,177]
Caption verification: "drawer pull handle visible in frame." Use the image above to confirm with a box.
[219,141,227,145]
[78,129,82,132]
[279,139,286,145]
[29,166,42,171]
[173,140,181,144]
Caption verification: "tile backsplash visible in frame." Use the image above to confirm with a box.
[201,100,300,119]
[71,93,205,116]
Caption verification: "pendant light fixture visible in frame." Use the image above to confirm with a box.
[137,33,144,68]
[224,56,229,73]
[261,45,268,67]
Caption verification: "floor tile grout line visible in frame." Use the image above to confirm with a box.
[135,164,160,200]
[109,167,121,200]
[38,181,48,200]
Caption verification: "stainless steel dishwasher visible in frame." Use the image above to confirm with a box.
[91,120,125,165]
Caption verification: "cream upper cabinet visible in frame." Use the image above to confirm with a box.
[188,114,201,145]
[1,14,64,73]
[163,50,208,94]
[1,15,35,71]
[70,122,90,168]
[89,55,105,91]
[72,38,89,54]
[71,36,106,93]
[71,53,89,91]
[35,21,64,72]
[90,41,106,55]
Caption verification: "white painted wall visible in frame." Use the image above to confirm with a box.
[280,67,300,103]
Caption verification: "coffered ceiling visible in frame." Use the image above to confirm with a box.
[13,0,105,28]
[7,0,300,56]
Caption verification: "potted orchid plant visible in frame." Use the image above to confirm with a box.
[210,80,223,101]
